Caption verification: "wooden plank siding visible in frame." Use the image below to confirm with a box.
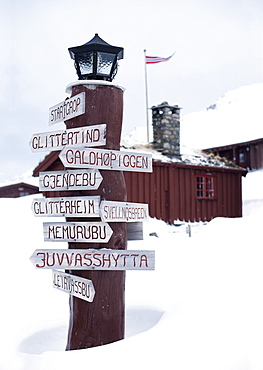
[32,151,246,224]
[203,138,263,170]
[124,161,246,224]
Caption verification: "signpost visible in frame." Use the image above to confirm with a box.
[30,123,106,152]
[59,147,152,172]
[39,169,103,191]
[100,200,149,222]
[49,92,85,125]
[52,270,95,302]
[30,46,155,349]
[32,196,100,217]
[31,249,155,270]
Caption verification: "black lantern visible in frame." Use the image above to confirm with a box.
[68,34,124,82]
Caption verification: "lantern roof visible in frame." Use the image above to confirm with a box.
[68,34,124,60]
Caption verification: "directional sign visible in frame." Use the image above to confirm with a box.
[30,249,155,270]
[43,222,113,243]
[100,200,149,222]
[29,123,106,152]
[32,196,100,217]
[52,270,95,302]
[39,169,103,191]
[49,92,85,125]
[59,147,152,172]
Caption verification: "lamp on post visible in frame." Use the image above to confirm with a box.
[68,33,124,81]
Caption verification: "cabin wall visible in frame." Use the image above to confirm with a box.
[124,161,244,223]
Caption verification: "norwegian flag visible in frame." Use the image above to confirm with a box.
[145,53,175,64]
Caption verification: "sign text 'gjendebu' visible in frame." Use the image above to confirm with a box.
[38,169,103,191]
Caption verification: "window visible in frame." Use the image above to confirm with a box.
[196,175,215,199]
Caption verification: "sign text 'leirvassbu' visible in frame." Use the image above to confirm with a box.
[52,270,95,302]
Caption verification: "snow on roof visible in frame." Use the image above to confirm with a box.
[121,127,240,170]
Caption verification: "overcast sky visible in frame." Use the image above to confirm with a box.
[1,0,263,181]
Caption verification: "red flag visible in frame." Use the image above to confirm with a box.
[145,53,175,64]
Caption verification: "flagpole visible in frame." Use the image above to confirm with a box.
[144,49,150,143]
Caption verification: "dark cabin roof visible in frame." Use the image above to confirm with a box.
[0,182,39,198]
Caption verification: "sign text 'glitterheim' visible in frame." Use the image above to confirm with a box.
[32,196,100,217]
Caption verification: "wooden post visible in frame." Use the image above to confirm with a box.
[63,82,127,350]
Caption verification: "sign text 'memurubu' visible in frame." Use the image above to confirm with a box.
[52,270,95,302]
[100,200,149,222]
[31,249,155,270]
[59,147,152,172]
[30,124,106,152]
[32,196,100,217]
[49,92,85,125]
[39,169,103,191]
[43,222,113,243]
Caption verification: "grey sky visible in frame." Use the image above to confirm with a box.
[1,0,263,180]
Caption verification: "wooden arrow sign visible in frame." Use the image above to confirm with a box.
[39,169,103,191]
[32,196,100,217]
[52,270,95,302]
[100,200,149,222]
[43,222,113,243]
[59,147,152,172]
[49,92,85,125]
[30,249,155,270]
[29,123,106,152]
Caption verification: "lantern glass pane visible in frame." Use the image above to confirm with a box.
[78,52,94,75]
[97,52,115,76]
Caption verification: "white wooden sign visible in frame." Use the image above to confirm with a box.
[52,270,95,302]
[32,196,100,217]
[59,147,152,172]
[49,92,85,125]
[43,222,113,243]
[31,249,155,270]
[39,169,103,191]
[29,123,106,152]
[100,200,149,222]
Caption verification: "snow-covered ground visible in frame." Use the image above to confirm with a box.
[0,169,262,370]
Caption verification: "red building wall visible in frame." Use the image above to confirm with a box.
[124,161,246,223]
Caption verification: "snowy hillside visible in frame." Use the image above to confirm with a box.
[0,169,263,370]
[181,83,263,149]
[122,83,263,154]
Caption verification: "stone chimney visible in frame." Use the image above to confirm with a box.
[151,101,181,157]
